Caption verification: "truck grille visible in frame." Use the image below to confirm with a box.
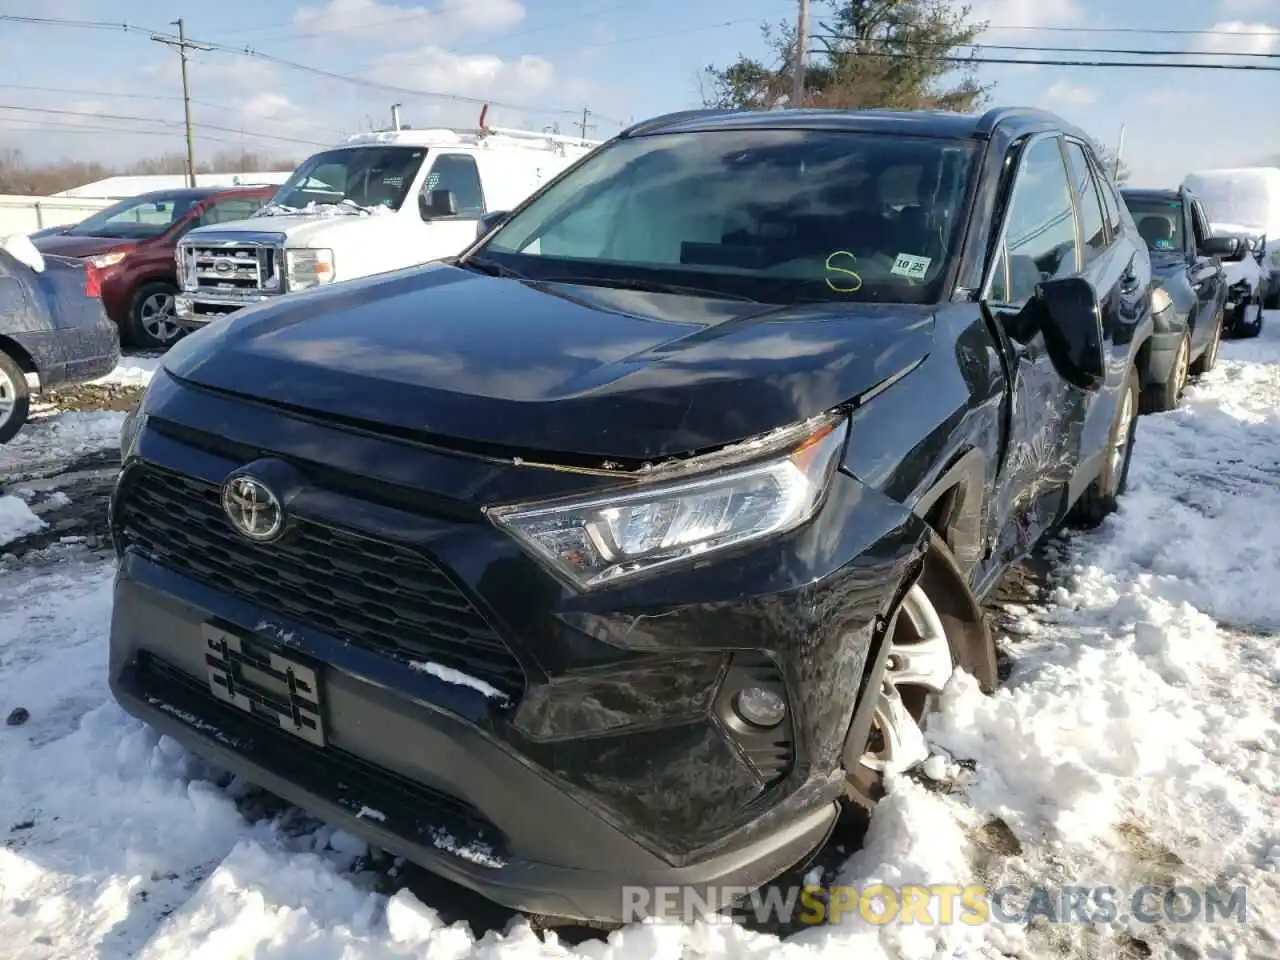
[181,239,280,295]
[116,463,526,703]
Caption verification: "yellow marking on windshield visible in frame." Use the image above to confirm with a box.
[825,251,863,293]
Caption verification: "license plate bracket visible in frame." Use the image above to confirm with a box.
[203,624,325,747]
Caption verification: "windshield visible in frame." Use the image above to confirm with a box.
[263,146,428,215]
[1183,173,1272,233]
[476,129,978,304]
[1123,196,1185,253]
[67,193,197,239]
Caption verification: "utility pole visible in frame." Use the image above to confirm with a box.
[391,103,402,131]
[792,0,810,107]
[150,19,211,188]
[578,107,595,139]
[1114,123,1126,181]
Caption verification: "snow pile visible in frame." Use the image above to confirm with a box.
[0,496,44,546]
[92,356,162,389]
[1,326,1279,957]
[0,234,45,273]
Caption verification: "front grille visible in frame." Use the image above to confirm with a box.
[135,652,507,861]
[183,243,277,294]
[117,464,525,701]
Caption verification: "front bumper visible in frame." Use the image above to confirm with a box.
[175,292,273,328]
[107,374,926,922]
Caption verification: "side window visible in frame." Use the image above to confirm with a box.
[198,197,267,227]
[1064,141,1107,258]
[988,136,1081,306]
[423,154,485,217]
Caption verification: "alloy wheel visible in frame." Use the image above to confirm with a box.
[1111,383,1134,480]
[859,583,954,774]
[0,365,15,430]
[1173,336,1189,399]
[140,292,180,343]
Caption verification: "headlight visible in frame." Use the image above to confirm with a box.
[86,250,127,269]
[285,248,335,290]
[486,416,849,590]
[1151,287,1173,314]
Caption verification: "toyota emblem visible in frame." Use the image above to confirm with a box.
[221,475,283,541]
[215,261,233,274]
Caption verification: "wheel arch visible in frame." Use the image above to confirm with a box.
[0,335,38,377]
[911,446,988,572]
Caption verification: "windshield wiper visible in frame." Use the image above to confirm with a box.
[539,275,761,302]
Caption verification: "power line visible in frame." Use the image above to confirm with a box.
[816,34,1280,59]
[981,22,1280,38]
[0,104,332,146]
[0,14,163,34]
[806,48,1280,71]
[0,84,345,133]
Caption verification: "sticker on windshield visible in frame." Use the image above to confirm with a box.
[891,253,931,279]
[1154,239,1175,249]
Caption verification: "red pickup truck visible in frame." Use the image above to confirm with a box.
[34,185,277,349]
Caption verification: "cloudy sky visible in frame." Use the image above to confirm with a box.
[1,0,1278,186]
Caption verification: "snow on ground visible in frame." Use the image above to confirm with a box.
[0,496,44,546]
[1,324,1279,957]
[0,411,125,478]
[90,355,161,389]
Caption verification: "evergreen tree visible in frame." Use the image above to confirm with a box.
[702,0,991,112]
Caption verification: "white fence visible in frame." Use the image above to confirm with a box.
[0,195,116,235]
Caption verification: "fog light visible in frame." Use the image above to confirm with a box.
[734,687,786,728]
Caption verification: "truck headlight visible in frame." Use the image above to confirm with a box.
[486,416,849,590]
[285,248,335,290]
[1151,287,1173,315]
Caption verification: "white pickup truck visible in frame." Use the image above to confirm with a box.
[173,122,600,325]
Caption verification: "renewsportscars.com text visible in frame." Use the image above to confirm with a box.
[621,883,1249,927]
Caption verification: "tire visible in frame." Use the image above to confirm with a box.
[1240,301,1265,339]
[1067,365,1140,528]
[846,535,996,806]
[0,351,31,445]
[123,281,184,350]
[1189,309,1222,376]
[1139,331,1189,414]
[1265,289,1280,310]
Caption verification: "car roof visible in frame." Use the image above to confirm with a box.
[1121,188,1182,202]
[619,106,1093,144]
[129,185,276,202]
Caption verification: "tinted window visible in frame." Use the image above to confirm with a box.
[67,193,198,239]
[481,130,979,305]
[1097,167,1124,234]
[199,196,268,226]
[1191,200,1211,247]
[1064,141,1107,257]
[990,137,1080,305]
[269,146,427,212]
[1123,195,1186,253]
[424,154,485,216]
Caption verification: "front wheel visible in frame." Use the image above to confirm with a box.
[1140,332,1189,414]
[1240,301,1265,339]
[1189,309,1222,376]
[846,537,996,806]
[1067,366,1140,528]
[123,281,184,350]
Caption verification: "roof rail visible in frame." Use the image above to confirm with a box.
[620,108,742,138]
[475,105,601,148]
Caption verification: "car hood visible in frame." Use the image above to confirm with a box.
[33,234,137,257]
[186,212,393,248]
[161,263,936,461]
[1147,250,1185,275]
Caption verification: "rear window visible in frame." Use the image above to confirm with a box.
[1123,195,1185,252]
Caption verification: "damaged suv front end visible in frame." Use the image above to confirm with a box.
[109,112,986,923]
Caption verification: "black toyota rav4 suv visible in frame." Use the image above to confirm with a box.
[109,107,1154,923]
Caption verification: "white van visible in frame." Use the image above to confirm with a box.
[1182,166,1280,307]
[174,122,600,325]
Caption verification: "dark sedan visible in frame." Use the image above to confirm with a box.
[1121,186,1235,411]
[108,107,1154,923]
[0,242,120,443]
